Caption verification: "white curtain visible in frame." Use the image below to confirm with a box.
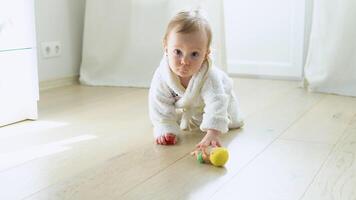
[304,0,356,97]
[80,0,226,87]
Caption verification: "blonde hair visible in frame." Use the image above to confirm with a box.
[163,10,212,49]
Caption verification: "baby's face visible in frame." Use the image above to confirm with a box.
[165,29,209,79]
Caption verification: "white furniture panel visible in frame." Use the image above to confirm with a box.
[0,0,37,51]
[0,0,39,126]
[0,49,39,125]
[224,0,306,79]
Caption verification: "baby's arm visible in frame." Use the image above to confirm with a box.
[198,71,230,148]
[149,74,179,145]
[200,77,229,134]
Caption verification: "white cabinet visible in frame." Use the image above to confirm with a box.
[0,0,39,126]
[224,0,306,79]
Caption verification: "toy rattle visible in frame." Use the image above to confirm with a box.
[191,147,229,167]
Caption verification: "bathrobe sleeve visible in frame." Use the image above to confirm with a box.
[148,70,180,138]
[200,68,230,133]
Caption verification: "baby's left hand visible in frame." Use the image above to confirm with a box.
[195,129,222,149]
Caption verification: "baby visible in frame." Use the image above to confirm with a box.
[149,10,243,149]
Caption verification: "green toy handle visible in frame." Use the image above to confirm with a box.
[197,152,204,163]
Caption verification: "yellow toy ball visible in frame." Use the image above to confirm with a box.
[209,147,229,167]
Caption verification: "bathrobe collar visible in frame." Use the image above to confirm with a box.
[159,55,210,107]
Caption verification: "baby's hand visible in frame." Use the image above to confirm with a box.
[156,133,177,145]
[196,129,222,149]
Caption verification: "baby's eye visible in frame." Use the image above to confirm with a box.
[191,52,200,58]
[173,49,182,55]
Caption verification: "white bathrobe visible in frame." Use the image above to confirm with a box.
[149,56,243,138]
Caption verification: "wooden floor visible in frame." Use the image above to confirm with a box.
[1,78,356,200]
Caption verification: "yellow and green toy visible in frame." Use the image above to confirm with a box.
[192,147,229,167]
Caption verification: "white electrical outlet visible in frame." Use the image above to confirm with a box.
[41,41,62,58]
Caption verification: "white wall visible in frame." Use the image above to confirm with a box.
[34,0,86,81]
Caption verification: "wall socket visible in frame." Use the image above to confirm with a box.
[41,41,62,58]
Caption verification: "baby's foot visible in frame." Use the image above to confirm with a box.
[156,133,177,145]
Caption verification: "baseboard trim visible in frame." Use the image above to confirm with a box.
[229,73,302,81]
[39,75,79,91]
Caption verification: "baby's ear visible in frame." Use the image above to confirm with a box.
[206,49,211,59]
[163,48,168,56]
[162,40,168,54]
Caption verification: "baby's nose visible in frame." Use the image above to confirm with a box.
[181,56,190,65]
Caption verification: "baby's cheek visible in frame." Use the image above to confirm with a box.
[173,59,181,66]
[168,55,178,62]
[192,65,202,72]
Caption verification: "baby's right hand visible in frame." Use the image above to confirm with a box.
[156,133,177,145]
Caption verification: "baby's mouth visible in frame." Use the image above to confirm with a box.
[180,70,188,74]
[179,67,189,73]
